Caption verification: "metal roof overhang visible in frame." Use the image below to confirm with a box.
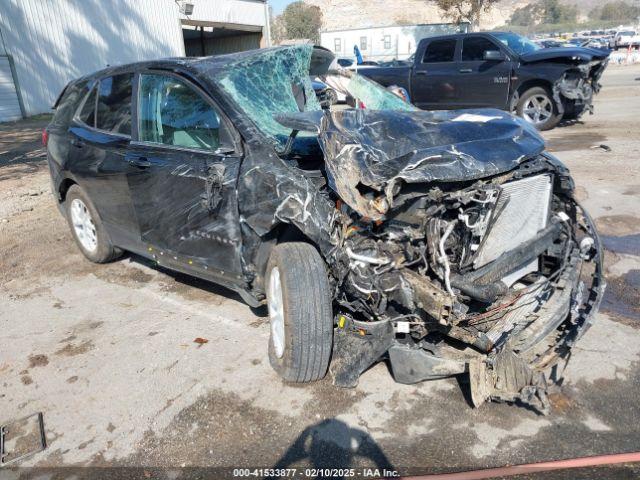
[181,19,263,33]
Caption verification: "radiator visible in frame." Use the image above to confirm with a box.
[474,174,552,269]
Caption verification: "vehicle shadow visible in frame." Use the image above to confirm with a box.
[267,418,396,479]
[556,119,585,128]
[126,252,269,317]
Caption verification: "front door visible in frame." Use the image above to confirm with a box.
[455,36,513,109]
[126,71,244,279]
[411,37,461,109]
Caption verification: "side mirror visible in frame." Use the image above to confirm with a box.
[484,50,506,61]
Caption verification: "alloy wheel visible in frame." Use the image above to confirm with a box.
[522,94,553,126]
[70,198,98,253]
[268,266,285,359]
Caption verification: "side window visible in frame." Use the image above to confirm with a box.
[78,85,97,127]
[96,74,133,135]
[462,37,500,61]
[138,73,222,151]
[422,39,457,63]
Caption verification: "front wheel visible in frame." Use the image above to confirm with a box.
[516,87,562,131]
[266,242,333,383]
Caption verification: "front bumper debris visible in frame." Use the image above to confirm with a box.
[553,58,609,118]
[329,203,605,413]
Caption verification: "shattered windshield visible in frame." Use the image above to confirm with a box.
[218,45,415,152]
[218,46,321,151]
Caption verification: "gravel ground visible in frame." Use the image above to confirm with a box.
[0,65,639,480]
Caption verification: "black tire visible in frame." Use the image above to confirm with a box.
[266,242,333,383]
[326,88,338,106]
[65,184,122,263]
[516,86,562,131]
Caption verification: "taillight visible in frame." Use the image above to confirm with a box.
[42,129,48,147]
[358,100,366,109]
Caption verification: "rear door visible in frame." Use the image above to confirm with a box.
[67,73,140,249]
[126,71,244,278]
[411,37,460,109]
[455,35,513,108]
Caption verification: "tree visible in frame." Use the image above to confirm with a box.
[269,6,286,45]
[279,1,323,44]
[434,0,501,30]
[540,0,577,24]
[590,1,640,22]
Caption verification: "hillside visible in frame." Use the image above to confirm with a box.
[305,0,612,32]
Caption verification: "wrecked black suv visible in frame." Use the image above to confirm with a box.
[46,46,604,411]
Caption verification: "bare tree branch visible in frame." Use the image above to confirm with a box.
[433,0,500,29]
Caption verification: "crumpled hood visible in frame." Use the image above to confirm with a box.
[520,47,610,64]
[276,108,545,219]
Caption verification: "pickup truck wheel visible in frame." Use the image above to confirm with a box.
[266,242,333,383]
[65,185,122,263]
[326,88,338,106]
[517,87,561,131]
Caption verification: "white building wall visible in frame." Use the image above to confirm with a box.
[321,24,468,62]
[0,0,185,116]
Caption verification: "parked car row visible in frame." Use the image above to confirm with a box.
[536,29,640,51]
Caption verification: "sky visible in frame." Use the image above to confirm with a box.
[270,0,296,15]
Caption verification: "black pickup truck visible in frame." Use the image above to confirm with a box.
[359,32,609,130]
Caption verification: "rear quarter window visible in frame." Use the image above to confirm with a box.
[78,86,97,127]
[96,74,133,136]
[52,81,89,127]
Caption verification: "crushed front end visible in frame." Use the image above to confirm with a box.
[552,54,609,119]
[278,107,605,412]
[331,160,603,412]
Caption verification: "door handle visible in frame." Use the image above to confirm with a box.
[459,68,473,73]
[70,137,85,148]
[128,157,151,169]
[415,70,428,75]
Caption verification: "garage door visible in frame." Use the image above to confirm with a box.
[0,56,23,122]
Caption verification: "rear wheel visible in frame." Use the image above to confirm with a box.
[266,242,333,383]
[517,87,562,131]
[65,185,122,263]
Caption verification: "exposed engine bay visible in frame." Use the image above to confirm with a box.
[326,157,603,413]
